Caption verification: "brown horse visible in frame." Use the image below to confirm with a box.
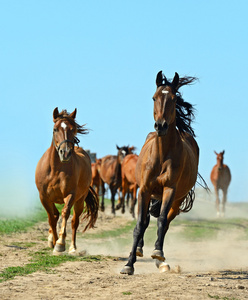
[99,145,133,214]
[35,108,98,254]
[91,158,105,211]
[121,70,199,275]
[119,153,139,218]
[210,151,231,217]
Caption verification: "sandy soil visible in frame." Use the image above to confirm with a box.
[0,199,248,300]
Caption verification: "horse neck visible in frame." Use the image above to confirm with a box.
[49,142,62,171]
[217,159,224,169]
[154,122,178,164]
[113,157,122,183]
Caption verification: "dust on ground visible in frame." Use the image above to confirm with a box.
[0,199,248,300]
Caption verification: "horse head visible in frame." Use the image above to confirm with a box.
[214,150,225,170]
[52,107,78,163]
[153,71,179,136]
[116,145,130,164]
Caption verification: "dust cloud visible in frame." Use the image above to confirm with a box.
[78,195,248,275]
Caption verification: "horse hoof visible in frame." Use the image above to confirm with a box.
[100,206,105,212]
[54,243,65,253]
[121,209,125,214]
[151,249,165,261]
[155,259,170,272]
[115,204,121,210]
[120,266,134,275]
[69,246,76,255]
[136,247,143,257]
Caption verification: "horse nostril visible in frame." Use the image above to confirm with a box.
[154,122,160,131]
[162,121,168,130]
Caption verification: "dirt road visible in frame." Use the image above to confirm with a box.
[1,199,248,300]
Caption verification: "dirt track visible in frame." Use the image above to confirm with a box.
[1,200,248,300]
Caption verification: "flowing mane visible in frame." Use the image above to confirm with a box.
[175,76,198,137]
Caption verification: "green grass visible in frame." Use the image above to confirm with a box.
[0,205,48,234]
[83,219,137,239]
[171,218,248,241]
[0,248,104,282]
[208,294,240,300]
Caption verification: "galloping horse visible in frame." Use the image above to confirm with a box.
[100,145,132,214]
[35,108,99,254]
[91,158,105,211]
[120,153,139,218]
[210,151,231,217]
[121,71,199,275]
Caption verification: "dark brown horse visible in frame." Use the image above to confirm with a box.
[121,71,199,275]
[120,153,139,218]
[99,145,132,214]
[210,151,231,217]
[35,108,98,254]
[91,158,105,211]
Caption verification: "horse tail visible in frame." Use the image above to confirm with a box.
[179,187,195,213]
[81,186,99,232]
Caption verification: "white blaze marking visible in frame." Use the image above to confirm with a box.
[162,90,169,94]
[61,122,67,129]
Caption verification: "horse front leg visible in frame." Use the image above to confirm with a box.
[120,189,151,275]
[221,189,227,217]
[151,188,175,265]
[40,195,59,248]
[69,196,85,254]
[54,194,74,254]
[214,186,220,217]
[136,212,150,257]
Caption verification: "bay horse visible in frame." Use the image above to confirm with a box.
[119,153,139,218]
[121,70,199,275]
[91,158,105,211]
[210,151,231,217]
[99,145,133,214]
[35,108,99,254]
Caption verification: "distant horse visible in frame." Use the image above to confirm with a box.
[210,151,231,217]
[91,158,105,211]
[119,153,139,218]
[121,70,200,275]
[35,108,99,254]
[100,145,133,214]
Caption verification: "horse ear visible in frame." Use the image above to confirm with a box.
[69,108,77,119]
[214,151,218,155]
[116,145,120,150]
[156,71,163,87]
[172,72,179,89]
[53,107,59,122]
[222,150,225,155]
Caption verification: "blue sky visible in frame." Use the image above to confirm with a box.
[0,1,248,215]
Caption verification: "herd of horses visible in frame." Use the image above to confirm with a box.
[35,70,231,275]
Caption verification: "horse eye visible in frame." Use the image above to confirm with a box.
[53,128,58,132]
[152,97,156,102]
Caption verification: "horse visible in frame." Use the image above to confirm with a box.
[210,150,231,217]
[91,158,105,211]
[119,153,139,218]
[120,70,199,275]
[35,108,99,254]
[99,145,133,214]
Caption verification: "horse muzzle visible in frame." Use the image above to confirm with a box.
[154,120,168,136]
[58,147,72,162]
